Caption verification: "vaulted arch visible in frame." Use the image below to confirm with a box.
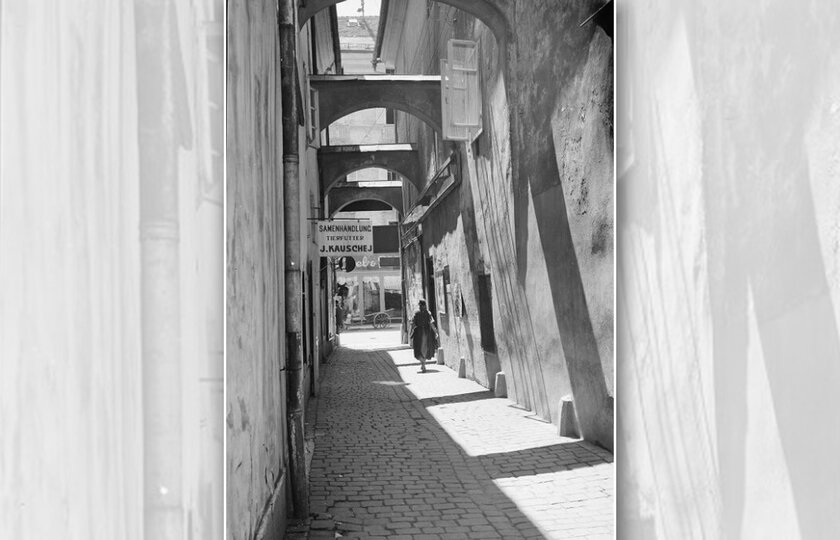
[318,144,421,193]
[328,186,403,217]
[311,75,442,134]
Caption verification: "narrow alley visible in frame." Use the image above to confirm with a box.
[228,0,615,536]
[287,330,614,540]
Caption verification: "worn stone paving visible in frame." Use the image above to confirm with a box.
[288,330,614,539]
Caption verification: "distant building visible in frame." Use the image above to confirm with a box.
[335,212,403,326]
[327,17,395,185]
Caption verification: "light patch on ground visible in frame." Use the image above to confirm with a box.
[494,464,614,540]
[388,347,577,457]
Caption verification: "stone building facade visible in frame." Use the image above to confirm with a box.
[377,0,615,449]
[226,2,340,537]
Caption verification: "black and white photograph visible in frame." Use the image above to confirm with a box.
[3,0,840,539]
[227,0,614,538]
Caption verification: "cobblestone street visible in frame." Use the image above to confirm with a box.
[288,330,614,539]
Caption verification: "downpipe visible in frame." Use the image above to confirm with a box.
[280,0,309,520]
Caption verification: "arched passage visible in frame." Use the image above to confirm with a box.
[328,186,403,218]
[299,0,511,48]
[318,144,421,192]
[311,75,442,134]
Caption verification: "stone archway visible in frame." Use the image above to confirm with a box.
[328,185,403,217]
[311,75,442,135]
[318,144,421,193]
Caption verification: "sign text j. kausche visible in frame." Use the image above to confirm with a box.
[317,220,373,255]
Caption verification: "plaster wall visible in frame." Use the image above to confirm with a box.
[421,173,498,390]
[226,1,288,537]
[392,0,453,180]
[506,0,614,449]
[617,1,840,538]
[391,0,614,449]
[226,4,333,534]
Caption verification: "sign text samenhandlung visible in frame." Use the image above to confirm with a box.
[316,220,374,256]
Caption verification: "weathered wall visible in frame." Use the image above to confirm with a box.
[422,169,499,389]
[393,0,454,180]
[617,0,840,538]
[226,0,288,538]
[391,0,614,449]
[506,0,614,449]
[301,13,340,401]
[395,3,501,392]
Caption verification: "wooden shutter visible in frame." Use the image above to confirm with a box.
[441,59,464,141]
[441,39,481,141]
[308,87,320,148]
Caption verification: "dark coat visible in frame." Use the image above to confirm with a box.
[410,308,438,360]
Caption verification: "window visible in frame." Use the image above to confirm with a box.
[372,225,399,253]
[436,265,451,315]
[362,276,382,316]
[441,39,482,142]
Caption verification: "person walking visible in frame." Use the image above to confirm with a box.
[409,299,438,372]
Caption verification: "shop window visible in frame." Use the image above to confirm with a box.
[337,277,359,324]
[362,276,382,316]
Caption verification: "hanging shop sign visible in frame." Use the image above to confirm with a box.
[317,220,373,256]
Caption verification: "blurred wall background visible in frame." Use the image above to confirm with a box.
[0,1,223,538]
[617,0,840,538]
[4,0,840,538]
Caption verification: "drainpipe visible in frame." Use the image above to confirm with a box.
[134,0,182,537]
[280,0,309,519]
[398,227,409,344]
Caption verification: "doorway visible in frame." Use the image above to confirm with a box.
[425,255,437,316]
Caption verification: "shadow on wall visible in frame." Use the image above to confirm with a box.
[696,2,840,538]
[617,0,840,538]
[531,136,612,449]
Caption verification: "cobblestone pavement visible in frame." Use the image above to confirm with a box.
[288,330,614,539]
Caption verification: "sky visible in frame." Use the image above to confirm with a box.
[335,0,382,17]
